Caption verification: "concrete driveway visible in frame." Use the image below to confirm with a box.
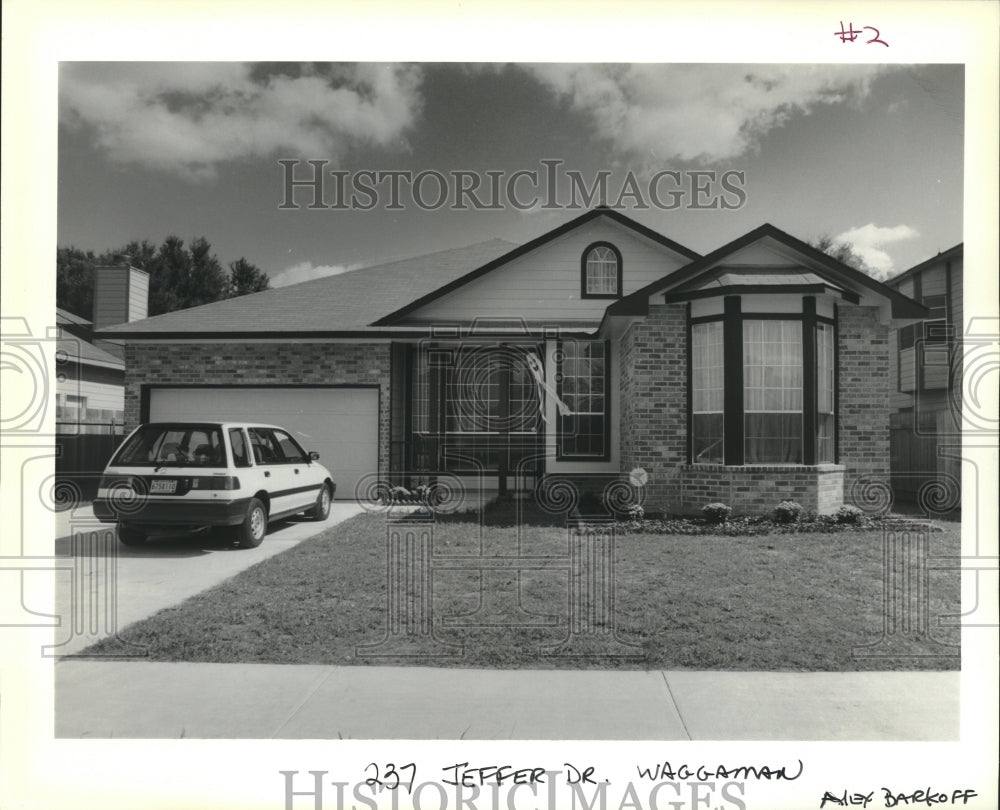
[52,501,364,656]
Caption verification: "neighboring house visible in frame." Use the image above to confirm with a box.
[55,307,125,433]
[55,264,149,497]
[55,263,150,433]
[96,209,925,514]
[885,244,963,507]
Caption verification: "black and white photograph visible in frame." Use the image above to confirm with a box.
[2,2,997,810]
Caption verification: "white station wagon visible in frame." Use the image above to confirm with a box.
[94,422,336,548]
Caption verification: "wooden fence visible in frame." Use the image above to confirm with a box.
[889,409,962,510]
[56,422,127,501]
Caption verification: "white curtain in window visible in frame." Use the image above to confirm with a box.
[692,321,724,462]
[586,246,618,294]
[816,322,835,462]
[744,320,802,463]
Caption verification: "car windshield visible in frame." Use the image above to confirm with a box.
[113,424,226,468]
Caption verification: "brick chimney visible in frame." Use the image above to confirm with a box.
[93,261,149,358]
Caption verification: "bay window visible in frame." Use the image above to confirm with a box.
[689,296,837,466]
[691,321,724,462]
[816,322,836,463]
[743,320,803,463]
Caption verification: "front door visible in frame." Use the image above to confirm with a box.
[412,344,544,493]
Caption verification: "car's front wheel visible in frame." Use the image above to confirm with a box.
[117,523,147,546]
[307,484,332,521]
[234,498,268,549]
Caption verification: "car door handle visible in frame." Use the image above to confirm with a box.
[264,471,270,478]
[294,469,300,474]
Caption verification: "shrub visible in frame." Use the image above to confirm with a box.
[626,504,645,521]
[772,500,804,524]
[379,485,431,505]
[836,504,865,525]
[702,502,732,524]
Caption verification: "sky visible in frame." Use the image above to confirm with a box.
[57,62,964,288]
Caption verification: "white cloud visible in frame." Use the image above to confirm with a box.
[60,63,423,182]
[832,223,920,277]
[270,260,362,288]
[520,64,885,166]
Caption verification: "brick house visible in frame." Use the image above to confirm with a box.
[97,209,925,514]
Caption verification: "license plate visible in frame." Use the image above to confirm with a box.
[150,479,178,494]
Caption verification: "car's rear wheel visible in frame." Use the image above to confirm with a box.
[235,498,267,549]
[307,484,332,521]
[117,523,147,546]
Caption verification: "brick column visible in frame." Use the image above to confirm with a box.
[838,306,891,498]
[618,305,687,509]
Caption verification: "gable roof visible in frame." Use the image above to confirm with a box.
[885,243,962,288]
[608,223,927,319]
[371,207,700,325]
[664,265,859,303]
[56,308,124,369]
[57,307,92,328]
[97,239,517,338]
[59,336,125,369]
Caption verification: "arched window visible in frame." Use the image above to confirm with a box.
[581,243,622,298]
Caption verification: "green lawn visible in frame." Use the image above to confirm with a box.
[85,510,961,670]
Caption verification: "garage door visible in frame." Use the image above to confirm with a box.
[148,387,378,500]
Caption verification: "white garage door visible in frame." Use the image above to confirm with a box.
[149,387,378,500]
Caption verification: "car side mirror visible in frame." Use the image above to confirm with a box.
[308,451,320,461]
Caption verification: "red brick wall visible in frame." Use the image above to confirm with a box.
[837,306,892,505]
[618,302,889,515]
[679,464,844,515]
[123,342,393,474]
[619,304,688,505]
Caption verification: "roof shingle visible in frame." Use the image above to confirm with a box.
[100,239,517,336]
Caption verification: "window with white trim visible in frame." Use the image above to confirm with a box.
[581,243,622,298]
[557,340,609,459]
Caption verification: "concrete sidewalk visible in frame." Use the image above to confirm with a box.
[54,661,958,740]
[50,503,960,741]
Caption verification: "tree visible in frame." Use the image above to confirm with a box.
[181,236,228,312]
[113,239,158,272]
[810,234,886,280]
[56,247,99,319]
[227,258,270,297]
[148,235,191,315]
[56,236,270,319]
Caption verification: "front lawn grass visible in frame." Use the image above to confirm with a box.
[85,510,961,670]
